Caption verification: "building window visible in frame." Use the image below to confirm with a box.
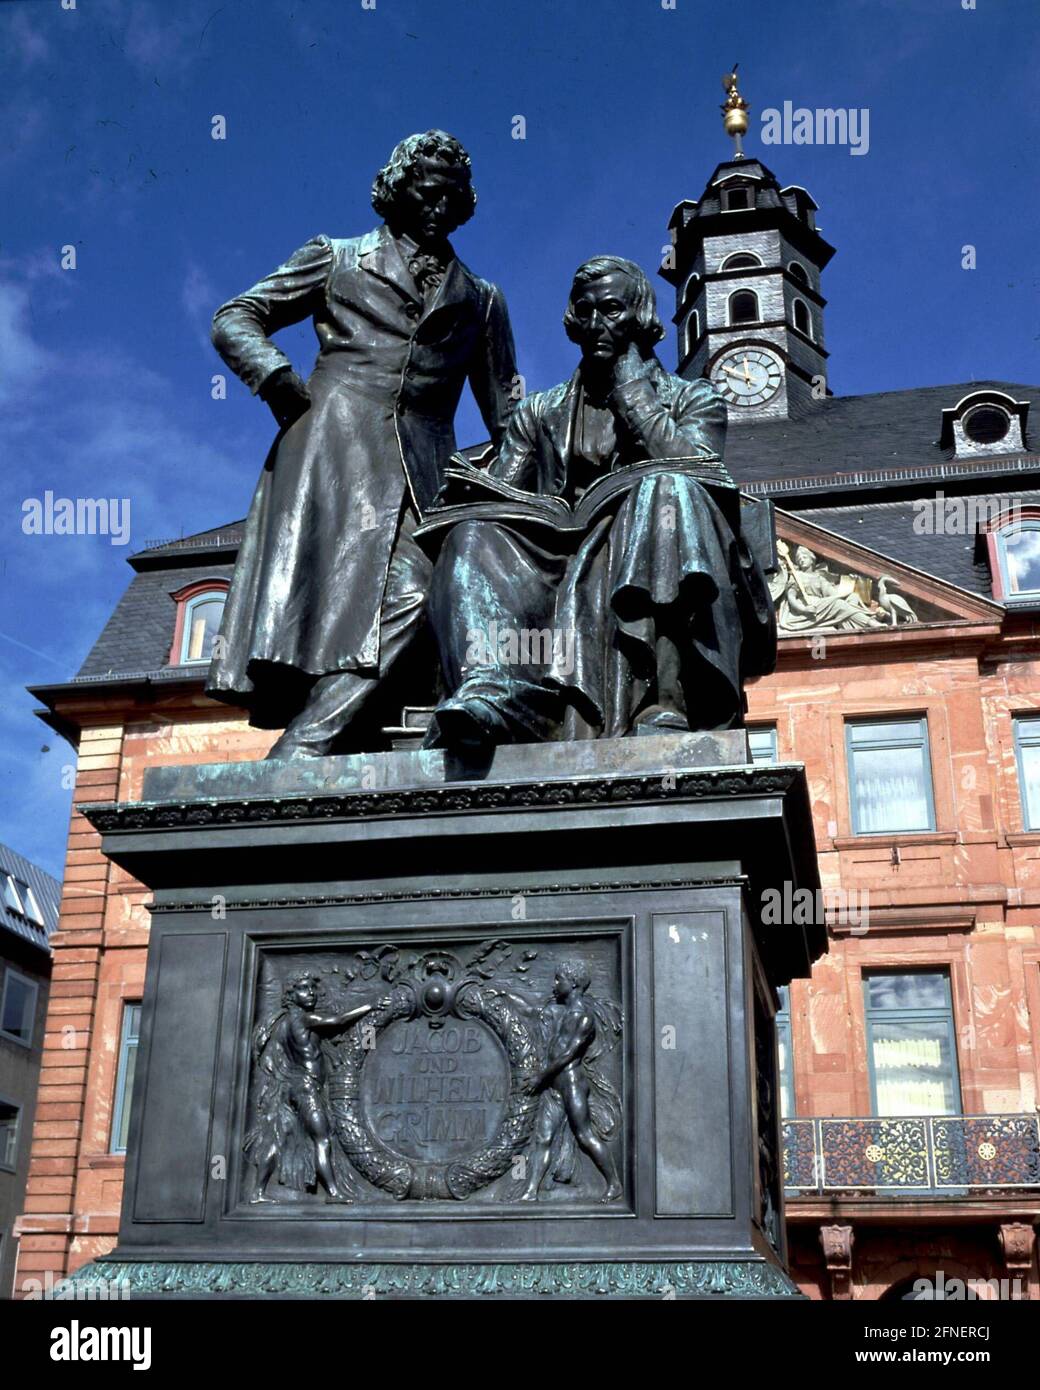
[0,1100,19,1170]
[720,251,761,271]
[846,717,936,835]
[995,522,1040,598]
[1014,716,1040,830]
[722,184,752,211]
[0,968,38,1046]
[863,971,961,1116]
[792,298,812,339]
[728,289,759,326]
[1,873,44,925]
[181,591,225,664]
[776,985,794,1118]
[1,875,23,915]
[683,308,700,359]
[962,405,1010,446]
[111,1002,142,1154]
[788,261,810,286]
[748,726,778,764]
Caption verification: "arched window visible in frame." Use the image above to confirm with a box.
[788,261,810,286]
[682,271,701,304]
[995,521,1040,598]
[169,581,229,665]
[792,298,813,338]
[728,289,759,326]
[720,251,761,272]
[683,309,700,358]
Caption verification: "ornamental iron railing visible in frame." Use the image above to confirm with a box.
[782,1113,1040,1196]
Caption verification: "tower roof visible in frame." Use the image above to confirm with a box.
[662,156,835,283]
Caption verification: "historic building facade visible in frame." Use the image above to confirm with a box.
[13,149,1040,1298]
[0,841,58,1296]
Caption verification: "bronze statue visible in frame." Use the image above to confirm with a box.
[244,972,372,1202]
[207,131,518,756]
[494,961,622,1202]
[420,255,776,748]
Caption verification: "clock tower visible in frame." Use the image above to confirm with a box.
[660,71,835,422]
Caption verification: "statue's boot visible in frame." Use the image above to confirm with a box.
[423,695,514,751]
[631,704,689,735]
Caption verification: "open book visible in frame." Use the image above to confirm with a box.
[414,452,736,543]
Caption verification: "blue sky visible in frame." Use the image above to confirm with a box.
[1,0,1038,877]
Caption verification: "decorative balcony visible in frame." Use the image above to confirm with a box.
[783,1114,1040,1197]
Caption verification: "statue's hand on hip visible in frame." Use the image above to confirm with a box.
[260,367,312,431]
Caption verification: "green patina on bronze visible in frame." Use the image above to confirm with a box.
[67,1258,798,1300]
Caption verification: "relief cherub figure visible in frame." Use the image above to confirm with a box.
[244,971,372,1203]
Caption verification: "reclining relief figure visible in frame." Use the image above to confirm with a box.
[420,255,776,749]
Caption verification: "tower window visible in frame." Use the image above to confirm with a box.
[683,309,700,359]
[720,252,761,272]
[792,299,813,339]
[728,289,760,326]
[788,261,810,286]
[722,184,752,211]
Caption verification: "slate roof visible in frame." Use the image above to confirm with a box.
[723,381,1038,489]
[74,559,238,681]
[0,841,59,956]
[787,494,1040,598]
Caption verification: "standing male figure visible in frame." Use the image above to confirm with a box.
[244,973,373,1203]
[208,130,518,756]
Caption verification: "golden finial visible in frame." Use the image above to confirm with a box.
[721,65,750,159]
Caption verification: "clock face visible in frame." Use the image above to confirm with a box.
[711,347,784,407]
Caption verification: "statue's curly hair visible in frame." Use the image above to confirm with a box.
[282,971,321,1006]
[371,130,477,225]
[563,255,666,353]
[556,960,592,993]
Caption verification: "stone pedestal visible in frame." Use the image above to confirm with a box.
[72,732,824,1299]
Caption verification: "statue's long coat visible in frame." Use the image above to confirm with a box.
[207,226,517,725]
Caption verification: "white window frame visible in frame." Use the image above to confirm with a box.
[727,288,760,326]
[180,590,227,665]
[791,297,813,340]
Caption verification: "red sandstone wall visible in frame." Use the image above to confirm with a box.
[14,640,1040,1297]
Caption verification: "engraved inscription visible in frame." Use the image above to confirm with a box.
[361,1019,510,1162]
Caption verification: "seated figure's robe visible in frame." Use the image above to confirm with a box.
[427,357,777,740]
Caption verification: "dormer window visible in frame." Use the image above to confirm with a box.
[939,391,1028,460]
[720,252,761,272]
[722,183,752,211]
[962,405,1009,447]
[728,289,760,326]
[995,522,1040,599]
[169,580,229,666]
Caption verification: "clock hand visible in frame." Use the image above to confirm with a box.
[741,355,752,385]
